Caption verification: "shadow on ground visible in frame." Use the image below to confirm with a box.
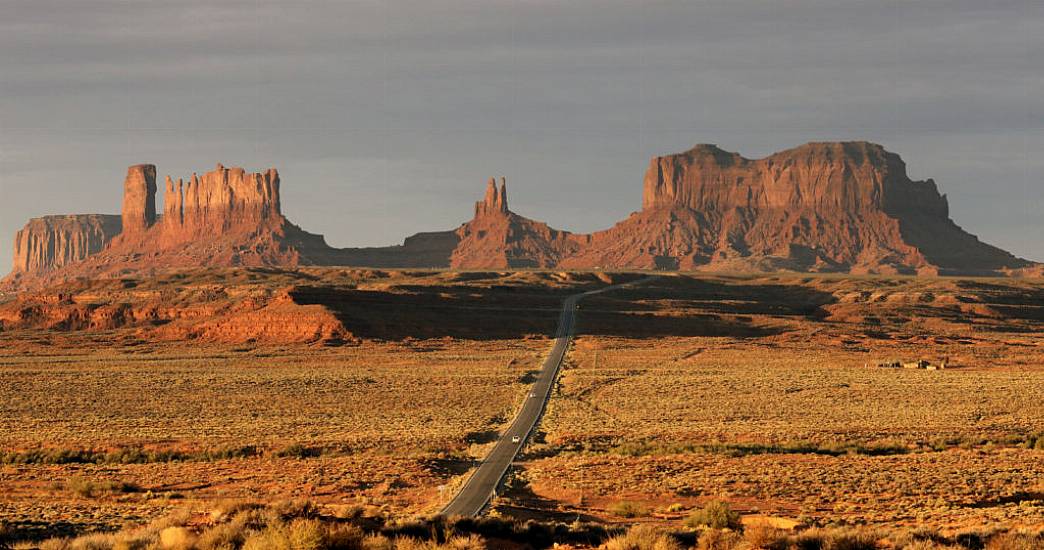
[289,276,836,341]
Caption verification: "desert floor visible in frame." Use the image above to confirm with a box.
[1,270,1042,538]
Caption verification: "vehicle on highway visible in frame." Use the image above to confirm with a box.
[529,392,537,398]
[511,436,521,443]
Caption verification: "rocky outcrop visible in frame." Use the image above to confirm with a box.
[2,163,465,289]
[475,177,509,217]
[4,142,1039,290]
[116,163,284,248]
[451,178,582,268]
[0,279,352,344]
[120,164,157,236]
[10,215,122,276]
[170,164,282,239]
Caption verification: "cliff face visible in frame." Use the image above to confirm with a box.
[112,163,285,247]
[161,164,282,241]
[121,165,157,237]
[10,215,122,275]
[640,142,946,214]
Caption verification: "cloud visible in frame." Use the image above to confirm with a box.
[1,0,1042,271]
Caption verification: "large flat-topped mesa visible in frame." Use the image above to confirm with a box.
[641,142,948,214]
[10,215,122,275]
[622,141,1018,273]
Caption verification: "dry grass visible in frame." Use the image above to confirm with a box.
[0,340,552,536]
[0,342,542,451]
[3,270,1043,538]
[519,274,1044,530]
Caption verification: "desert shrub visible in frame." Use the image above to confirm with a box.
[208,500,265,524]
[0,445,266,465]
[696,529,743,550]
[40,539,72,550]
[952,532,989,549]
[606,439,912,459]
[1021,433,1044,451]
[323,524,366,550]
[440,534,485,550]
[67,476,140,498]
[0,448,97,465]
[603,524,681,550]
[890,527,969,550]
[788,530,826,550]
[393,534,484,550]
[900,541,964,550]
[443,515,615,548]
[608,501,649,518]
[287,520,325,550]
[66,533,119,550]
[276,444,322,459]
[819,528,879,550]
[685,501,742,531]
[239,518,364,550]
[149,510,195,531]
[158,527,196,550]
[204,445,263,461]
[243,522,291,550]
[268,500,321,521]
[360,534,393,550]
[743,524,788,550]
[985,532,1044,550]
[391,538,429,550]
[196,516,251,550]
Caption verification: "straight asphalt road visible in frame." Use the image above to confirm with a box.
[440,276,658,517]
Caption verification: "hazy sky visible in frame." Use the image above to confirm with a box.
[2,0,1042,271]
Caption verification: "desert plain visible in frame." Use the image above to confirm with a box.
[1,269,1042,545]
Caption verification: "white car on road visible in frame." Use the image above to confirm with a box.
[511,436,521,443]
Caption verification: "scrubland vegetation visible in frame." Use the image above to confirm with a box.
[521,275,1044,530]
[2,270,1043,542]
[0,339,550,537]
[3,499,1042,550]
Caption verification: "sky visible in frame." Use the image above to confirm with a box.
[1,0,1042,272]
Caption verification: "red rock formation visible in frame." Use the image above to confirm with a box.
[3,143,1038,290]
[117,163,283,248]
[174,164,282,238]
[475,177,509,217]
[564,142,1031,275]
[163,176,183,229]
[9,215,122,276]
[120,164,157,236]
[0,278,352,344]
[1,163,465,290]
[451,177,582,268]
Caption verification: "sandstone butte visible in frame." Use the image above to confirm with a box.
[3,141,1040,291]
